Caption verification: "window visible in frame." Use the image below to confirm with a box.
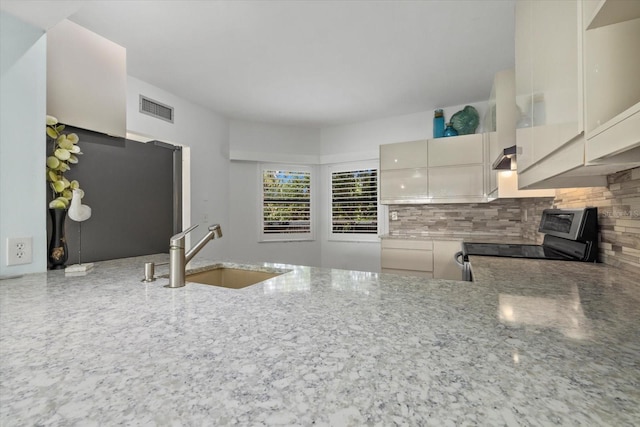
[260,165,313,241]
[329,163,379,241]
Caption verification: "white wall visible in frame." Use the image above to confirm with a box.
[227,120,322,266]
[0,13,47,276]
[229,119,321,164]
[126,76,230,261]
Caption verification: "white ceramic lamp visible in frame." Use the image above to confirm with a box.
[65,189,94,273]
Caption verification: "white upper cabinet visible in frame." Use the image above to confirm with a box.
[495,171,555,199]
[380,169,429,203]
[428,134,487,203]
[379,140,428,203]
[428,164,485,200]
[515,0,584,175]
[428,134,484,167]
[47,20,127,137]
[583,1,640,163]
[514,0,639,189]
[493,69,518,154]
[380,140,428,170]
[585,0,640,30]
[487,132,499,196]
[379,134,488,204]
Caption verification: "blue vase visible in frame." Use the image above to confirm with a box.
[433,109,445,138]
[443,122,458,137]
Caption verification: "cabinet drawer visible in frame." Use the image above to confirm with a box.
[382,239,433,250]
[428,134,484,167]
[381,248,433,271]
[380,140,428,170]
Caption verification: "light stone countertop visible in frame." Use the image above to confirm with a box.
[1,254,639,425]
[380,233,535,244]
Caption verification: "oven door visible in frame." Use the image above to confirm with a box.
[454,251,472,281]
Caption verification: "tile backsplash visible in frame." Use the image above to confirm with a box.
[522,167,639,272]
[389,167,639,272]
[388,198,524,237]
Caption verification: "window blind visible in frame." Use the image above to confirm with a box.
[331,169,378,234]
[262,169,311,234]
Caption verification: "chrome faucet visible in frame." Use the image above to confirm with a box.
[168,224,223,288]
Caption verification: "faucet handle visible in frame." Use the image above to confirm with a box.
[170,224,198,246]
[208,224,223,238]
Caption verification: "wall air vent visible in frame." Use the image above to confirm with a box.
[139,95,174,123]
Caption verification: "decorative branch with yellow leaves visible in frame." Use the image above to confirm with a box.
[45,115,85,209]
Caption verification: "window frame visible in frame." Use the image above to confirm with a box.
[258,163,316,242]
[327,161,381,243]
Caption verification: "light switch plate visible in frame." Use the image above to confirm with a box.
[6,237,33,266]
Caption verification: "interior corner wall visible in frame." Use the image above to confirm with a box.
[229,119,322,162]
[0,13,47,276]
[126,76,230,261]
[227,120,322,266]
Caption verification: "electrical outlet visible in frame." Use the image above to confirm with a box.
[6,237,33,266]
[391,211,398,221]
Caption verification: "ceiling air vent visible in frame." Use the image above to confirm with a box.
[139,95,174,123]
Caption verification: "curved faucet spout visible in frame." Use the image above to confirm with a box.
[168,224,223,288]
[186,224,222,263]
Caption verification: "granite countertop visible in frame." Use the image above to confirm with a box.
[380,233,536,244]
[1,255,639,425]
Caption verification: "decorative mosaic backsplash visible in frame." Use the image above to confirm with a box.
[521,167,640,273]
[388,199,523,237]
[389,167,639,272]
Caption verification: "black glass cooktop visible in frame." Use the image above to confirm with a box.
[463,243,575,261]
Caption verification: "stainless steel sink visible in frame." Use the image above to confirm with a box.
[185,267,282,289]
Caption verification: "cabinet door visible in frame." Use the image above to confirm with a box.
[381,239,434,277]
[428,134,484,167]
[487,132,499,196]
[380,140,428,170]
[515,0,583,174]
[428,165,485,199]
[433,240,463,281]
[584,11,640,162]
[380,169,428,203]
[47,20,127,137]
[530,0,582,133]
[515,0,533,133]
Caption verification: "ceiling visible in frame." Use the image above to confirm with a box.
[2,0,516,128]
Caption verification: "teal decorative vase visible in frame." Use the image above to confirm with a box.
[443,122,458,137]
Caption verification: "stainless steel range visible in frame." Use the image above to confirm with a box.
[455,208,599,281]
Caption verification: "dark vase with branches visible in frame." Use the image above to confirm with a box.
[45,115,86,269]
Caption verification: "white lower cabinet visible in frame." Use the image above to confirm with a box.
[381,239,433,278]
[381,239,463,281]
[433,240,465,281]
